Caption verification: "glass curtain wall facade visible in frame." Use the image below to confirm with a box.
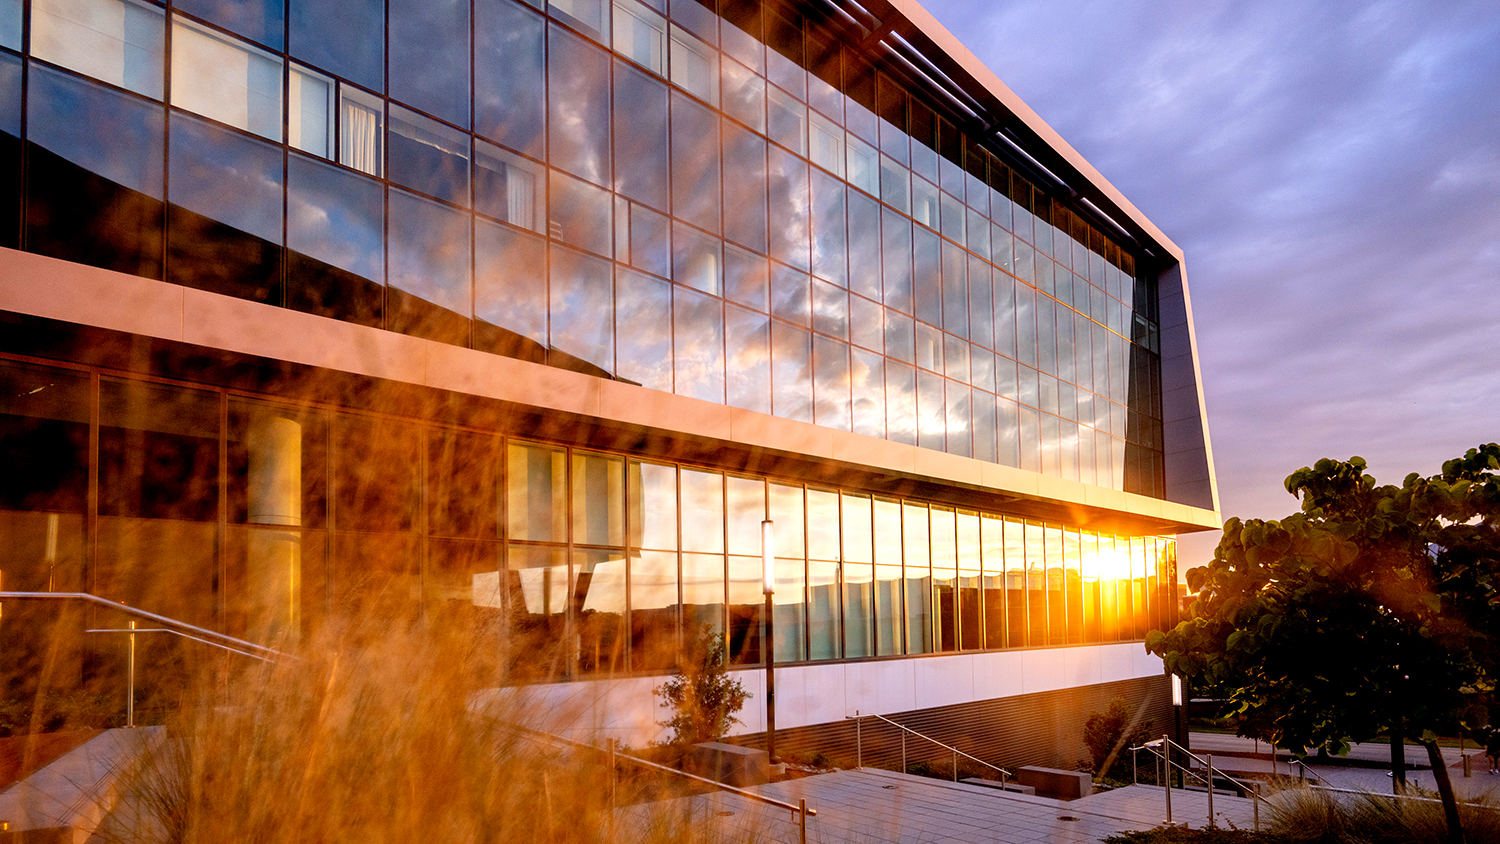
[0,0,1167,500]
[0,356,1177,678]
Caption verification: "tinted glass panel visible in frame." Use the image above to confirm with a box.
[387,189,471,345]
[32,0,164,98]
[26,65,164,278]
[167,112,283,302]
[612,62,669,210]
[673,284,724,403]
[670,92,720,234]
[388,105,469,206]
[548,25,611,186]
[616,268,672,391]
[171,17,282,140]
[475,0,545,157]
[289,0,382,91]
[549,245,614,376]
[389,0,469,127]
[725,304,770,414]
[286,153,383,325]
[175,0,284,49]
[475,218,547,361]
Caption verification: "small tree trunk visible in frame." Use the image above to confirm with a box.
[1423,738,1465,844]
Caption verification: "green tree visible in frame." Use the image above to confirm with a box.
[1148,444,1500,844]
[654,627,750,745]
[1082,697,1155,778]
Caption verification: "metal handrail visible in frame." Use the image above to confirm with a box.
[1132,735,1273,830]
[847,711,1013,786]
[522,728,816,844]
[0,592,290,662]
[1,591,294,727]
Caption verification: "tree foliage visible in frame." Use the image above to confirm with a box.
[654,627,750,745]
[1082,697,1155,776]
[1147,444,1500,843]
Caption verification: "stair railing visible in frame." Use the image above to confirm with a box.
[1131,735,1274,830]
[0,591,293,727]
[846,710,1014,787]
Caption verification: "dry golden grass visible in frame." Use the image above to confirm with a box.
[1267,782,1500,844]
[89,613,753,844]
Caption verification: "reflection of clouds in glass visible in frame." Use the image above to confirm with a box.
[548,25,610,187]
[287,155,383,280]
[850,349,884,439]
[615,269,673,392]
[679,469,723,554]
[810,171,847,286]
[767,147,810,270]
[771,322,812,422]
[474,219,546,344]
[549,246,614,371]
[389,190,470,313]
[669,92,720,234]
[672,286,725,404]
[812,335,850,431]
[885,361,917,445]
[169,113,283,241]
[724,306,770,414]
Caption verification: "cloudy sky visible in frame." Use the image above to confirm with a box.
[920,0,1500,570]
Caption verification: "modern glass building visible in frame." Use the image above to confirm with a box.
[0,0,1218,763]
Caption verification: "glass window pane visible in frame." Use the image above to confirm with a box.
[614,0,665,73]
[615,267,673,391]
[768,483,804,558]
[549,24,611,186]
[981,514,1006,648]
[388,104,469,206]
[389,0,469,127]
[668,24,716,105]
[810,171,846,287]
[808,558,838,660]
[1005,517,1026,646]
[957,512,981,650]
[726,476,765,556]
[476,0,545,158]
[722,121,768,253]
[680,469,723,553]
[682,552,724,639]
[576,547,627,673]
[848,191,881,300]
[880,155,909,213]
[0,0,18,50]
[773,555,806,661]
[549,0,606,40]
[387,189,471,345]
[475,141,544,231]
[812,335,850,431]
[851,347,884,439]
[425,428,498,539]
[902,503,932,653]
[670,91,720,233]
[672,284,724,403]
[771,320,812,423]
[727,554,763,664]
[289,0,382,91]
[571,451,624,547]
[507,441,566,542]
[27,65,164,276]
[917,369,945,451]
[885,359,916,446]
[913,227,941,327]
[174,0,283,49]
[338,85,384,177]
[767,146,809,270]
[32,0,163,98]
[881,209,912,313]
[766,84,805,155]
[475,218,547,361]
[806,489,838,561]
[0,362,91,592]
[724,243,768,312]
[288,64,333,158]
[628,461,677,549]
[873,499,903,656]
[725,304,771,414]
[550,169,612,257]
[549,244,615,376]
[167,112,283,302]
[612,61,670,209]
[930,507,957,651]
[286,152,383,325]
[721,56,764,133]
[630,549,678,670]
[628,202,671,276]
[673,222,721,295]
[811,278,846,340]
[506,544,568,679]
[171,17,281,141]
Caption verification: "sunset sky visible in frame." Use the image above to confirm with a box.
[922,0,1500,570]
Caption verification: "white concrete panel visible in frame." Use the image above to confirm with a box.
[971,650,1027,700]
[793,663,853,727]
[911,655,975,710]
[844,659,917,717]
[1060,646,1104,690]
[1097,643,1141,684]
[1019,648,1067,694]
[724,668,767,735]
[770,664,811,729]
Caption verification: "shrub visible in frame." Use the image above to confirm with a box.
[654,627,749,746]
[1084,696,1155,777]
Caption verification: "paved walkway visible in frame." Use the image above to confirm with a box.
[619,768,1260,843]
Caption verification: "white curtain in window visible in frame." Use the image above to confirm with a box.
[341,98,382,176]
[506,165,536,231]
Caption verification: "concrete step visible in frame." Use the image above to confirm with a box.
[0,727,162,842]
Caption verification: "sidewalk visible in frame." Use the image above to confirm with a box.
[1188,731,1470,770]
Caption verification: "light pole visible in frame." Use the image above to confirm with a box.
[762,519,776,765]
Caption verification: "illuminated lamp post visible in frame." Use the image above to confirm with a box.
[762,519,776,765]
